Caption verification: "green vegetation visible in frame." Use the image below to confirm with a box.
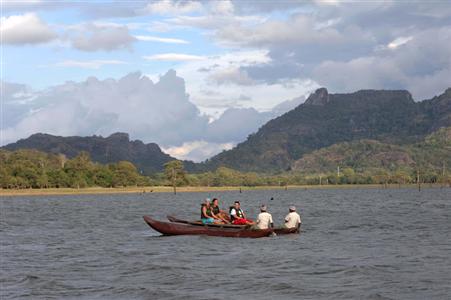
[0,150,149,189]
[1,128,450,190]
[292,127,451,185]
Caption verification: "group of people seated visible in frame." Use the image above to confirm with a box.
[200,198,301,230]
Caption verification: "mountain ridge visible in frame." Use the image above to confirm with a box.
[201,87,450,172]
[2,132,188,174]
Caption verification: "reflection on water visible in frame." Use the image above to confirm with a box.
[1,188,450,299]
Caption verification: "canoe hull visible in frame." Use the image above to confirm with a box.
[143,216,272,238]
[166,215,300,235]
[274,227,300,235]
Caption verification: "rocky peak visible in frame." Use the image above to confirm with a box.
[107,132,130,142]
[305,88,329,106]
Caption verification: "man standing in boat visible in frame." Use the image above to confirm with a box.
[255,204,273,229]
[230,201,254,225]
[284,206,301,229]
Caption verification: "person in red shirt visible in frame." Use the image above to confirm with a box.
[229,201,254,225]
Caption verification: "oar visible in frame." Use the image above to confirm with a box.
[167,215,189,224]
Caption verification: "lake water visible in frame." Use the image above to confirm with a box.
[1,188,450,299]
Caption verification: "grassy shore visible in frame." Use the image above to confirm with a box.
[1,183,447,197]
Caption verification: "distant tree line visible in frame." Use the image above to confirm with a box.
[162,162,450,187]
[0,149,149,189]
[1,149,449,190]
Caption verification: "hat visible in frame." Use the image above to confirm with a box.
[260,204,267,211]
[289,205,296,211]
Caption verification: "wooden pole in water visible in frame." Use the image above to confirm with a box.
[417,169,421,192]
[172,168,177,195]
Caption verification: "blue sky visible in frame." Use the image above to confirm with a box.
[2,1,451,161]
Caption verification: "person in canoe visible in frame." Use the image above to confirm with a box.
[230,201,254,225]
[211,198,230,224]
[284,206,301,229]
[255,204,273,230]
[201,199,221,224]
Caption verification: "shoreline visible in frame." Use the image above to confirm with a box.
[1,184,448,197]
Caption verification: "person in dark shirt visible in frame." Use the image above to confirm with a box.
[210,198,230,224]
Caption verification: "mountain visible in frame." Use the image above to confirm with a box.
[2,132,189,174]
[203,87,451,172]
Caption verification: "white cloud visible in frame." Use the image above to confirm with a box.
[163,140,234,162]
[312,26,451,99]
[68,23,136,51]
[387,36,413,49]
[209,67,256,86]
[143,53,205,61]
[141,0,203,15]
[1,71,209,147]
[210,0,234,15]
[313,0,342,6]
[215,14,346,47]
[135,35,188,44]
[150,50,317,116]
[1,13,57,45]
[54,60,127,69]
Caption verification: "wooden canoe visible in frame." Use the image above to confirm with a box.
[166,215,300,235]
[143,216,273,238]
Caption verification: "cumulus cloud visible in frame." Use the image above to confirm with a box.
[1,71,208,147]
[1,13,57,45]
[140,49,317,122]
[209,67,256,86]
[163,140,234,162]
[206,108,271,143]
[313,26,451,99]
[67,23,136,51]
[1,82,39,128]
[140,0,203,15]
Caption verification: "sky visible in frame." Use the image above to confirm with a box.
[1,0,451,161]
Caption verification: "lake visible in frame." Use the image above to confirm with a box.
[1,187,450,299]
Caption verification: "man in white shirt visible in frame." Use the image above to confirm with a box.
[256,205,273,230]
[284,206,301,229]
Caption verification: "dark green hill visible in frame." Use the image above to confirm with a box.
[2,132,188,174]
[203,88,451,172]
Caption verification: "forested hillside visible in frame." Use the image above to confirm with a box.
[203,88,451,172]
